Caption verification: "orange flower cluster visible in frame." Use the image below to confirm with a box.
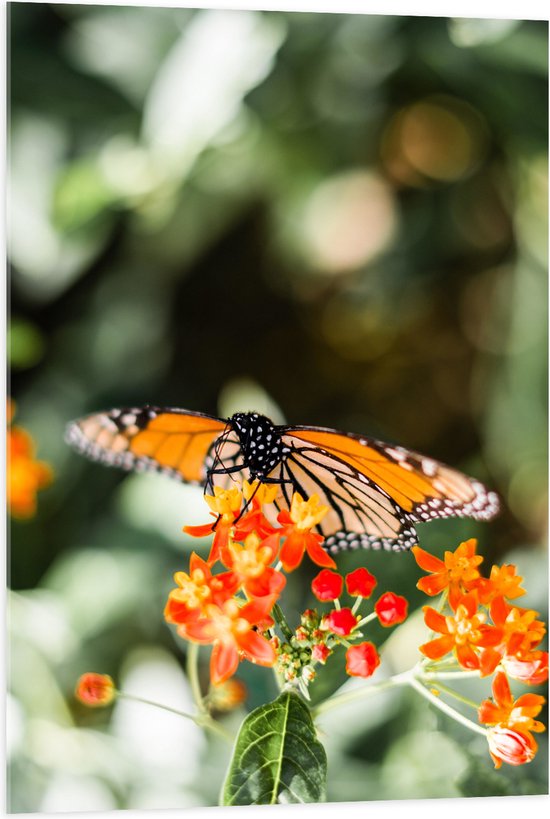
[167,481,410,689]
[413,540,547,768]
[413,540,547,684]
[165,482,337,685]
[7,399,53,519]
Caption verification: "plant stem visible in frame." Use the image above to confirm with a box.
[356,611,378,628]
[117,692,233,743]
[314,662,487,741]
[406,676,487,736]
[187,642,205,713]
[272,603,294,642]
[422,668,481,681]
[272,665,284,693]
[313,671,410,717]
[427,680,480,710]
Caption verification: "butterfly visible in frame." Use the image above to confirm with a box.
[65,406,499,554]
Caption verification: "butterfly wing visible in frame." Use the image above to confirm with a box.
[66,406,228,485]
[273,425,499,553]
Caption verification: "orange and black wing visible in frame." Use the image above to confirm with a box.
[274,425,499,553]
[66,406,228,486]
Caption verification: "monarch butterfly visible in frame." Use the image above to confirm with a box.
[65,406,499,554]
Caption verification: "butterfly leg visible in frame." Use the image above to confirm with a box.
[205,463,247,494]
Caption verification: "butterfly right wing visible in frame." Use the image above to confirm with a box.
[65,406,228,486]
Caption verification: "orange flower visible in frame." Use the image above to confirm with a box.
[412,539,483,609]
[420,592,503,671]
[277,493,335,572]
[184,486,242,565]
[7,404,53,519]
[233,480,280,540]
[490,596,546,657]
[179,595,277,685]
[164,552,239,625]
[479,671,545,768]
[222,532,286,598]
[470,564,526,605]
[75,673,116,707]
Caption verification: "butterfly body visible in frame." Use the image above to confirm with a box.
[66,405,499,554]
[229,412,290,481]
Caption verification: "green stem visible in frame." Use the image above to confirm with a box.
[314,662,488,742]
[272,603,294,642]
[422,658,463,671]
[351,597,362,615]
[422,669,481,681]
[356,611,377,628]
[117,692,233,743]
[272,665,284,693]
[187,642,205,713]
[427,680,480,710]
[406,676,487,736]
[313,670,411,717]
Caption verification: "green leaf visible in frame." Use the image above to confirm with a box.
[221,690,327,806]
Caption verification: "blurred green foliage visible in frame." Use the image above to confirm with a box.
[7,3,548,811]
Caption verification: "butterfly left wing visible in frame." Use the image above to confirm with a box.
[274,426,499,553]
[66,406,228,485]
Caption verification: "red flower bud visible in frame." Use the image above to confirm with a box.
[502,652,548,685]
[311,569,344,601]
[375,592,408,626]
[346,567,377,598]
[312,643,331,664]
[325,607,358,636]
[75,673,115,707]
[345,642,380,678]
[487,727,537,769]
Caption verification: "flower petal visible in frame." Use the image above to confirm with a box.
[422,606,449,634]
[479,647,503,677]
[455,642,480,670]
[417,574,448,597]
[210,642,239,685]
[492,671,513,709]
[305,533,337,569]
[279,532,305,572]
[419,635,454,660]
[240,595,277,625]
[237,630,276,667]
[411,546,445,573]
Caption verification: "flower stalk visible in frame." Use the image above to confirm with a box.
[118,692,234,743]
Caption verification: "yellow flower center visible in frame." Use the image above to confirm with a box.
[447,604,486,645]
[243,480,278,506]
[228,533,272,579]
[205,486,242,520]
[172,571,211,608]
[290,492,329,531]
[445,553,479,583]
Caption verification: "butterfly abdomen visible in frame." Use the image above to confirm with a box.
[230,412,290,480]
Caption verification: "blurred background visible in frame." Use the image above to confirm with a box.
[7,2,548,811]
